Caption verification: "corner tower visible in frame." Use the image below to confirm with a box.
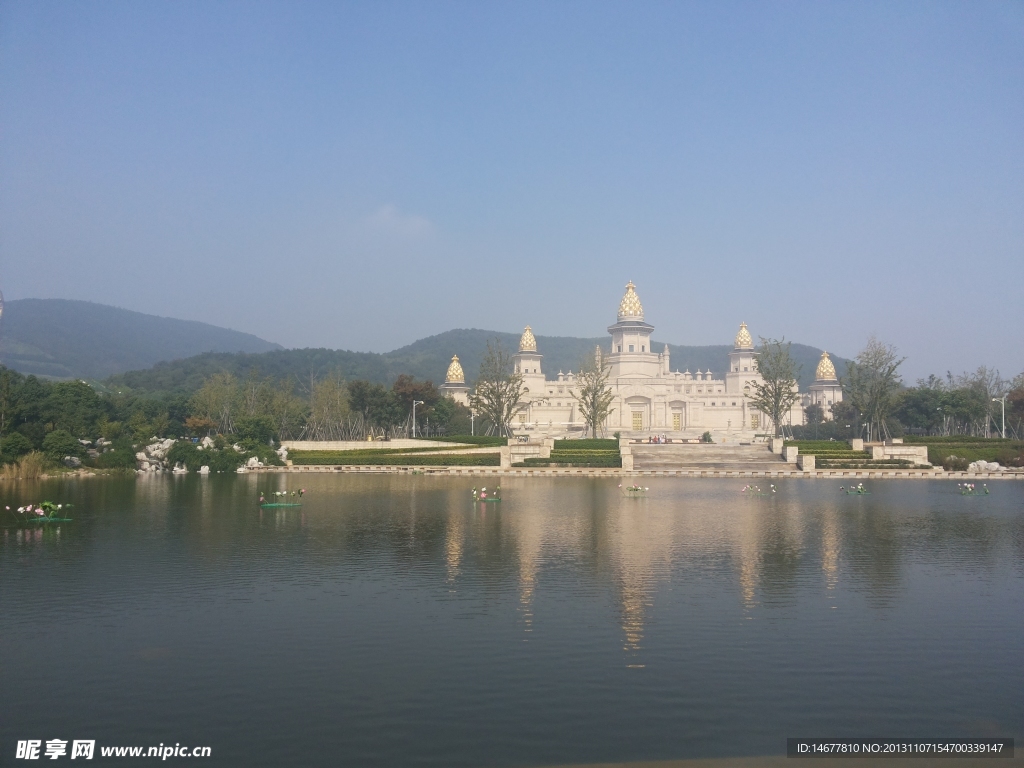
[513,326,546,393]
[807,351,843,418]
[438,355,470,406]
[726,322,757,394]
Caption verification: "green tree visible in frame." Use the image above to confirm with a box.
[42,429,83,463]
[43,381,104,437]
[349,380,404,435]
[0,368,23,436]
[1008,374,1024,436]
[894,385,944,433]
[432,396,472,435]
[469,340,525,437]
[391,375,439,435]
[266,381,308,441]
[804,403,825,426]
[189,372,238,434]
[1,431,32,461]
[235,415,276,445]
[844,336,905,441]
[750,338,801,437]
[572,347,615,438]
[303,373,351,440]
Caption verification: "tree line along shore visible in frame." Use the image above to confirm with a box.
[0,335,1022,476]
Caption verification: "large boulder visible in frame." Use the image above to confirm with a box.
[199,465,211,475]
[200,436,215,449]
[968,460,1003,472]
[62,456,82,468]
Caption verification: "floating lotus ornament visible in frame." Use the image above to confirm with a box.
[8,501,73,524]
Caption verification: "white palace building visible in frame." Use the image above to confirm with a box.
[440,281,842,438]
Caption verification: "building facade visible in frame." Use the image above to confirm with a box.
[443,281,815,437]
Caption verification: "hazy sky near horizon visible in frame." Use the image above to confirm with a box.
[2,1,1022,381]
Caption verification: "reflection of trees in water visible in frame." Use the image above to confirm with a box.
[752,500,807,605]
[841,506,905,603]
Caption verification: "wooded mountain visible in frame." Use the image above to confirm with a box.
[0,299,282,380]
[109,327,847,394]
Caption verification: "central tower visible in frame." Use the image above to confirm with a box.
[607,281,659,378]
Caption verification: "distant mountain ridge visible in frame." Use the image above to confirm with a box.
[110,327,847,394]
[0,299,282,379]
[0,299,847,391]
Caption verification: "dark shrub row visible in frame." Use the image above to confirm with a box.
[521,455,622,468]
[413,435,507,447]
[553,439,619,450]
[291,452,500,466]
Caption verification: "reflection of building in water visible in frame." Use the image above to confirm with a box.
[517,508,543,634]
[498,486,852,659]
[445,508,464,586]
[734,509,762,609]
[607,500,676,657]
[821,507,840,590]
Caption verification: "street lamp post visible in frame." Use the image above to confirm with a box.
[992,396,1007,439]
[411,400,424,438]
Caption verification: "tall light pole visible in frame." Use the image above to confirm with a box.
[992,396,1006,439]
[411,400,424,438]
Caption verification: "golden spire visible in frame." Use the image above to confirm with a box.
[519,325,537,352]
[815,351,837,381]
[445,355,465,384]
[617,281,644,320]
[734,322,753,349]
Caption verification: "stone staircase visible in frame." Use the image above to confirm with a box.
[629,443,787,471]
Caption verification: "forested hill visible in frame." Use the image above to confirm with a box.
[108,327,847,394]
[0,299,282,380]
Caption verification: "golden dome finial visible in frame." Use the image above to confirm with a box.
[445,355,465,384]
[815,351,837,381]
[734,322,753,349]
[519,325,537,352]
[617,281,644,320]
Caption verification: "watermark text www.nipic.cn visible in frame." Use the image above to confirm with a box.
[15,741,212,760]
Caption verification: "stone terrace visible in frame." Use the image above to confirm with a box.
[629,443,787,472]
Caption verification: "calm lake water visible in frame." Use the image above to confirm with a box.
[2,475,1022,767]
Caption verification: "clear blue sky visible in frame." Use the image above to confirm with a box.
[2,1,1021,380]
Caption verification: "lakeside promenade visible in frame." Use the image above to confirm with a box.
[244,464,1024,479]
